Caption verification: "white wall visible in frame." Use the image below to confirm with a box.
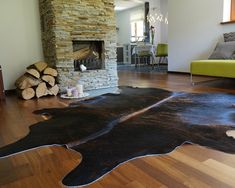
[0,0,43,90]
[168,0,235,72]
[147,0,162,45]
[116,5,145,45]
[160,0,168,43]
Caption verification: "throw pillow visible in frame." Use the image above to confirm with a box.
[224,32,235,42]
[209,41,235,59]
[231,53,235,59]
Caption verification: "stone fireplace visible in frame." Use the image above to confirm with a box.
[39,0,118,91]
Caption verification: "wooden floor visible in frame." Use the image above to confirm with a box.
[1,72,235,188]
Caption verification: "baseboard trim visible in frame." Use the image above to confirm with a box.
[167,71,190,75]
[5,89,16,96]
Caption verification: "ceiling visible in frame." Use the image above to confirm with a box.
[114,0,145,12]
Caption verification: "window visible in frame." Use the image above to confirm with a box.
[131,20,144,42]
[223,0,235,22]
[130,9,145,42]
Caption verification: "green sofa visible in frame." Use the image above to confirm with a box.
[190,60,235,84]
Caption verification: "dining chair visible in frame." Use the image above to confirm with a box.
[134,44,153,68]
[155,43,168,65]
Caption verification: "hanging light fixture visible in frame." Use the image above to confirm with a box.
[147,7,168,25]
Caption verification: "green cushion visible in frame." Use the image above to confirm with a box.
[156,43,168,56]
[191,60,235,78]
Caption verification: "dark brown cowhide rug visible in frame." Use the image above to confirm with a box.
[1,87,235,187]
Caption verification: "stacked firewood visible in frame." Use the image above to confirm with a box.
[73,47,99,60]
[15,61,59,100]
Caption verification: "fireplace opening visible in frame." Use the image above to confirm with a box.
[73,40,105,71]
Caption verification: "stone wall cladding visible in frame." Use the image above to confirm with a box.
[39,0,118,91]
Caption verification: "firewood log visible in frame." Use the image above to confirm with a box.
[43,67,58,77]
[15,75,41,90]
[73,47,90,60]
[28,61,48,72]
[18,88,35,100]
[36,82,47,98]
[47,84,59,96]
[42,75,55,87]
[26,69,40,79]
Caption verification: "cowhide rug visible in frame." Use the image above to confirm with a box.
[0,87,235,187]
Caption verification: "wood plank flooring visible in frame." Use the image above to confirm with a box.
[1,72,235,188]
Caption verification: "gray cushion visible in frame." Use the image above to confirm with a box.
[224,32,235,42]
[231,53,235,59]
[209,41,235,59]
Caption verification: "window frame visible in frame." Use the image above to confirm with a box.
[231,0,235,20]
[130,19,145,43]
[221,0,235,24]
